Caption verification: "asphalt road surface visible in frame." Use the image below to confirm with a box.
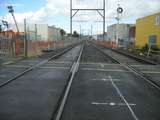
[61,43,160,120]
[0,45,81,120]
[0,42,160,120]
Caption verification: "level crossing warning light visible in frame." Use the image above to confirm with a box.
[117,7,123,14]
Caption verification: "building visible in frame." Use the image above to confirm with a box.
[0,30,16,38]
[135,12,160,48]
[107,24,135,48]
[129,26,136,46]
[0,30,24,39]
[13,24,63,41]
[13,24,49,41]
[48,26,61,41]
[94,33,108,41]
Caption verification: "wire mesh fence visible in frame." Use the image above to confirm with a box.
[0,35,15,59]
[0,32,81,59]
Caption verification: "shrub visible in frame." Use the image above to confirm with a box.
[141,44,149,52]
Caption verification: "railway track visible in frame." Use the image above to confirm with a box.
[0,43,80,87]
[56,41,160,120]
[54,42,122,120]
[92,43,160,91]
[0,43,84,120]
[111,48,157,65]
[53,43,84,120]
[0,41,160,120]
[96,43,157,65]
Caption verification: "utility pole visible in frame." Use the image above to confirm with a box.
[115,1,123,47]
[91,25,93,38]
[70,0,106,41]
[35,24,37,41]
[103,0,106,41]
[79,25,81,40]
[7,5,19,56]
[24,18,28,57]
[70,0,72,40]
[7,6,19,33]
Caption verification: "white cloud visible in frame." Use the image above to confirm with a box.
[2,0,160,31]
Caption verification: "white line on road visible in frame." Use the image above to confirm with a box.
[142,71,160,74]
[108,75,139,120]
[92,102,136,106]
[81,62,122,66]
[39,66,69,69]
[92,78,120,82]
[99,63,104,68]
[82,68,130,72]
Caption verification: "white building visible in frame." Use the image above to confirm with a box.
[13,23,63,41]
[93,33,108,41]
[13,23,49,41]
[107,24,135,48]
[48,26,61,41]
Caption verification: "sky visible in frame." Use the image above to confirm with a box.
[0,0,160,34]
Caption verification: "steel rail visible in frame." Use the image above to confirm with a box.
[92,43,160,91]
[100,45,157,65]
[92,44,121,64]
[54,44,84,120]
[0,44,79,88]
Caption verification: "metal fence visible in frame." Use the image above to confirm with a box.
[26,36,81,57]
[0,27,82,59]
[0,36,13,58]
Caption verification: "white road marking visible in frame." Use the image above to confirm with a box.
[92,78,120,82]
[82,68,129,72]
[39,66,69,69]
[3,65,70,69]
[142,71,160,74]
[48,61,71,64]
[130,65,151,67]
[108,75,139,120]
[3,65,29,68]
[81,62,122,66]
[19,60,39,63]
[92,102,136,106]
[99,63,104,68]
[2,61,14,65]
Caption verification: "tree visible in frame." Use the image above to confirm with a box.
[60,29,66,40]
[73,31,79,37]
[0,25,2,32]
[67,33,72,37]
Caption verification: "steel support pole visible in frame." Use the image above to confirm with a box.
[24,18,28,57]
[35,24,37,41]
[79,25,81,40]
[70,0,105,41]
[11,13,19,33]
[91,25,93,38]
[103,0,105,41]
[70,0,72,37]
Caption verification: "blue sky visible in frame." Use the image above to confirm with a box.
[0,0,45,14]
[0,0,160,34]
[0,0,70,31]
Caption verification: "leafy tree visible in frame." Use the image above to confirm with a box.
[73,31,79,37]
[60,29,66,40]
[0,25,2,32]
[141,44,149,52]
